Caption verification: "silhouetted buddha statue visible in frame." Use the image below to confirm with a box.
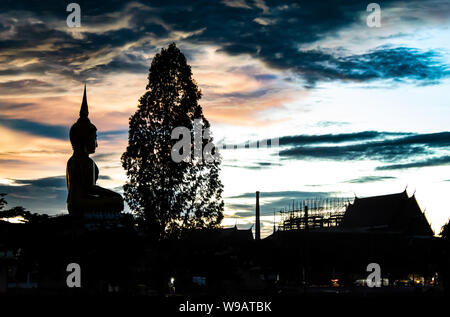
[66,85,124,216]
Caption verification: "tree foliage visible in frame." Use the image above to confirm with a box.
[122,43,224,240]
[441,220,450,240]
[0,193,49,223]
[0,193,6,211]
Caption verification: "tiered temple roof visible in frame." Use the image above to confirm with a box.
[341,190,433,236]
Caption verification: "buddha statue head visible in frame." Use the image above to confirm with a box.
[69,85,98,154]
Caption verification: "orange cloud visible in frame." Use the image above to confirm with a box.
[203,91,299,126]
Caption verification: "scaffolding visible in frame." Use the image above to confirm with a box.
[278,197,353,231]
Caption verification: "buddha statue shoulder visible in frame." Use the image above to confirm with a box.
[66,85,124,216]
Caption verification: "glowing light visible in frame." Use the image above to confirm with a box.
[0,216,27,223]
[331,278,339,287]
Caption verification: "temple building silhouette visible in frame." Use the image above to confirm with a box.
[270,190,433,235]
[259,190,439,292]
[342,191,433,235]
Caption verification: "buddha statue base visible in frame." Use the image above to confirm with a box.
[83,210,122,221]
[68,211,132,232]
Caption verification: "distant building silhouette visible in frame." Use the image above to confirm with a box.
[342,190,433,236]
[261,190,438,292]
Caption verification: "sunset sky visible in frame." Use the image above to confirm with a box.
[1,0,450,237]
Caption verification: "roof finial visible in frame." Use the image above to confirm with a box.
[80,84,89,118]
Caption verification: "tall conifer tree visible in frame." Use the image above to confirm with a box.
[122,43,223,240]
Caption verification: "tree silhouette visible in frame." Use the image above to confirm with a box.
[0,193,49,223]
[441,220,450,240]
[0,193,6,211]
[122,43,223,240]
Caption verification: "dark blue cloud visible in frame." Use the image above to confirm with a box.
[12,176,66,188]
[0,117,68,140]
[253,74,277,81]
[278,131,450,162]
[328,47,448,84]
[279,142,425,161]
[0,174,113,214]
[225,131,450,170]
[278,131,412,146]
[97,129,128,140]
[344,175,396,183]
[0,0,447,86]
[81,53,151,78]
[260,46,448,87]
[376,155,450,170]
[224,131,412,151]
[0,176,67,214]
[0,116,127,141]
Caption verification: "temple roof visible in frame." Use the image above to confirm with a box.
[342,190,434,236]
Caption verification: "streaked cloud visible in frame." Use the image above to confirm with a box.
[344,175,397,183]
[0,117,68,140]
[278,131,450,162]
[376,155,450,170]
[278,131,412,146]
[0,79,65,95]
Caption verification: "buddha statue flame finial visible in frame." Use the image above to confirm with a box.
[80,84,89,118]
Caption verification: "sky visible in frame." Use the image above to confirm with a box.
[0,0,450,238]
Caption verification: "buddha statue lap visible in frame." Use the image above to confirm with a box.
[66,85,124,217]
